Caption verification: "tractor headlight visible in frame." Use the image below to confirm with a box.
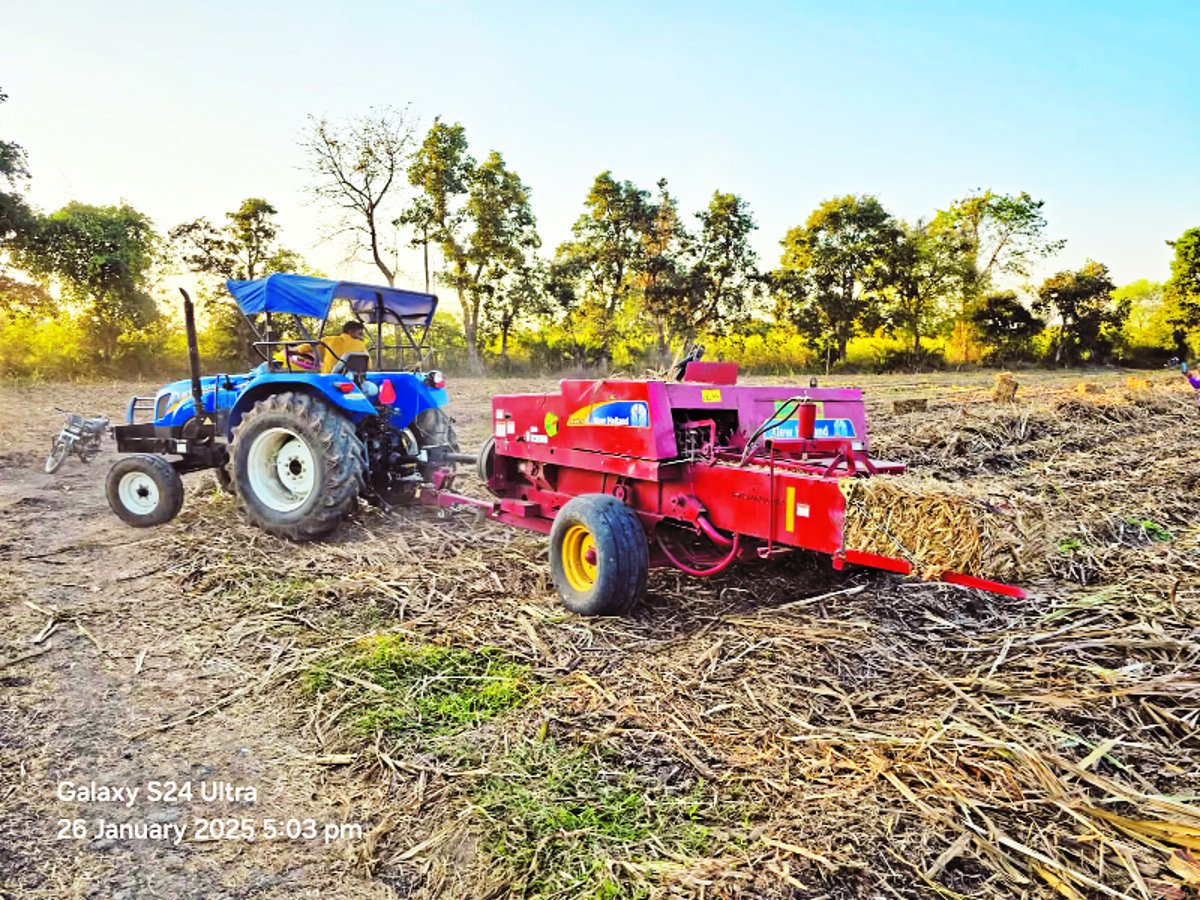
[425,370,446,390]
[155,391,175,421]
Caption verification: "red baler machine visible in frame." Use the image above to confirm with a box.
[425,363,1024,614]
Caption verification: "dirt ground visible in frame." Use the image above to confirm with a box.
[1,369,1197,899]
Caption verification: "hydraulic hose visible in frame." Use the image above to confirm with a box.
[656,527,741,577]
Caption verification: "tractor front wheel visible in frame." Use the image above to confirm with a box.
[106,455,185,527]
[230,392,365,541]
[549,494,649,616]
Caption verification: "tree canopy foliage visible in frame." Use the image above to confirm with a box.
[774,195,896,370]
[1035,260,1128,365]
[17,202,160,363]
[1165,227,1200,340]
[1,90,1197,378]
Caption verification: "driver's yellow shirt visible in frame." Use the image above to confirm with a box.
[320,334,369,373]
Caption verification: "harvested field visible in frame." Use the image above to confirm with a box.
[2,369,1199,898]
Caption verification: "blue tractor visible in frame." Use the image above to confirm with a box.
[105,273,461,540]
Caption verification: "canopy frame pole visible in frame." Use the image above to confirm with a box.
[374,292,385,370]
[397,319,422,369]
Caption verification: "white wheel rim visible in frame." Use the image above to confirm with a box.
[246,427,316,513]
[118,471,160,514]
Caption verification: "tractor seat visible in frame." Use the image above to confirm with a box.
[331,352,370,384]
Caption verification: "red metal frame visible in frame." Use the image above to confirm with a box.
[423,376,1026,599]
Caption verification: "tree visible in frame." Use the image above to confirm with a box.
[481,259,547,369]
[1115,280,1171,351]
[17,202,160,364]
[395,194,436,292]
[0,86,27,184]
[1035,260,1128,365]
[637,179,690,363]
[555,172,655,371]
[934,190,1063,362]
[0,85,49,315]
[971,291,1043,362]
[774,195,897,370]
[407,119,476,362]
[458,150,540,372]
[680,191,759,346]
[0,84,32,243]
[171,198,301,282]
[934,190,1064,296]
[170,198,303,359]
[303,107,415,286]
[541,256,589,369]
[881,219,970,364]
[1164,227,1200,356]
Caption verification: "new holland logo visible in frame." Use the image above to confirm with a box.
[566,401,651,428]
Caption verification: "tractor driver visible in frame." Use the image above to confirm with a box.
[320,321,369,373]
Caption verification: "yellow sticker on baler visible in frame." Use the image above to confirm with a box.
[702,389,722,402]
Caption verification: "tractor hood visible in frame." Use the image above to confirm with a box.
[226,273,438,325]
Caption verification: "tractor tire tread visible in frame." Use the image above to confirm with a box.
[105,454,185,527]
[230,391,365,541]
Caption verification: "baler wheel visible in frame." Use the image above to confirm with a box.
[476,436,501,496]
[549,494,648,616]
[106,454,185,527]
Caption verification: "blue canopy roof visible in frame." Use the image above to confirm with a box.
[225,273,438,324]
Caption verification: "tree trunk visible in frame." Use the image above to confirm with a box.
[655,320,668,367]
[463,293,484,376]
[369,221,395,286]
[422,237,430,293]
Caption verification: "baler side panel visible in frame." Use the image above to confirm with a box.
[686,465,847,555]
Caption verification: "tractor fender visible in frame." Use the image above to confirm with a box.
[365,373,449,429]
[226,373,374,436]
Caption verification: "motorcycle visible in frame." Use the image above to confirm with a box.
[45,409,109,474]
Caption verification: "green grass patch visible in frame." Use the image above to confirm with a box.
[1122,516,1173,542]
[470,740,710,898]
[306,636,536,736]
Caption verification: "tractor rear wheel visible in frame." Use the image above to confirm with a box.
[549,494,649,616]
[230,392,365,541]
[413,407,459,481]
[106,454,185,527]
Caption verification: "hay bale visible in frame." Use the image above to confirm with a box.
[840,476,1047,581]
[1075,382,1106,395]
[893,398,928,414]
[992,371,1019,403]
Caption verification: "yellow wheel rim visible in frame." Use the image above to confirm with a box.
[561,524,598,592]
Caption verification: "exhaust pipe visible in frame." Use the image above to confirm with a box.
[179,288,205,426]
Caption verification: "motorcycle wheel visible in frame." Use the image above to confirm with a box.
[79,436,101,464]
[45,438,71,474]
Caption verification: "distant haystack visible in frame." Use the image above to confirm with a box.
[992,371,1019,403]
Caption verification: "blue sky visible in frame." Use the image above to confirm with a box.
[4,0,1198,293]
